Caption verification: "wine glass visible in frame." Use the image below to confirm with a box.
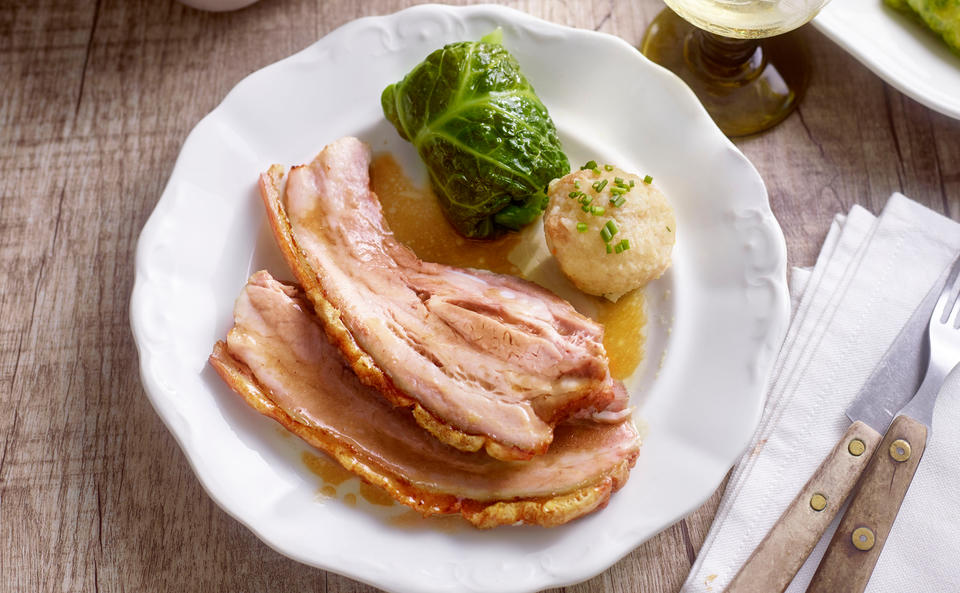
[641,0,831,137]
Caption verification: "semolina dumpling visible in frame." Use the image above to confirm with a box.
[544,165,675,300]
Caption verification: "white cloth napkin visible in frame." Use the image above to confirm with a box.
[682,193,960,593]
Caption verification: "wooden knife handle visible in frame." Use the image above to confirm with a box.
[724,421,882,593]
[806,415,928,593]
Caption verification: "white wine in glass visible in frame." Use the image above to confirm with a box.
[667,0,827,38]
[641,0,831,136]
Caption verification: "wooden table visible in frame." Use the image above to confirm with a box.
[2,1,958,591]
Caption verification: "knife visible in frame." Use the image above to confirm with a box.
[723,273,943,593]
[807,257,960,593]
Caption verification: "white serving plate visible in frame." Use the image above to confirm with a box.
[130,5,790,592]
[814,0,960,120]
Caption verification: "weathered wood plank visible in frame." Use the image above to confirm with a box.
[1,1,958,593]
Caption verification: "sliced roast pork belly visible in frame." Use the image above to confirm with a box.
[210,271,640,528]
[258,137,621,460]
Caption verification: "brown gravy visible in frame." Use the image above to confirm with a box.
[301,451,353,486]
[358,482,395,507]
[370,154,522,276]
[302,451,395,507]
[596,290,646,381]
[370,153,646,380]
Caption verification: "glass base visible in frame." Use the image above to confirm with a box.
[641,8,811,137]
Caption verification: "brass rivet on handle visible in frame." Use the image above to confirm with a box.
[809,493,827,511]
[889,439,911,462]
[848,438,866,456]
[852,527,875,551]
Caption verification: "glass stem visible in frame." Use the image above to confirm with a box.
[694,31,762,80]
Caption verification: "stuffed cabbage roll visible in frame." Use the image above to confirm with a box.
[381,30,570,238]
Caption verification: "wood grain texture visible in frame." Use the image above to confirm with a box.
[724,421,883,593]
[0,1,958,593]
[807,415,930,593]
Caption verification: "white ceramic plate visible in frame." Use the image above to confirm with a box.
[814,0,960,120]
[131,5,789,593]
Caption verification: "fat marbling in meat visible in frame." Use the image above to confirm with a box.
[257,137,625,460]
[210,271,641,527]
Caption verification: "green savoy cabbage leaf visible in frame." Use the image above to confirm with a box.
[381,30,570,238]
[885,0,960,54]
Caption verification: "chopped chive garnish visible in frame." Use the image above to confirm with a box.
[614,242,624,254]
[606,243,613,254]
[666,225,672,232]
[581,160,598,170]
[610,187,625,196]
[580,195,593,206]
[604,219,619,237]
[614,177,624,185]
[592,167,601,175]
[574,180,581,189]
[619,239,630,251]
[577,222,588,232]
[581,204,591,212]
[629,179,635,187]
[600,226,613,243]
[643,174,653,184]
[611,195,626,208]
[568,191,580,199]
[604,164,614,171]
[592,179,608,192]
[591,206,606,216]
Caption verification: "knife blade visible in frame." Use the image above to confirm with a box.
[844,279,941,432]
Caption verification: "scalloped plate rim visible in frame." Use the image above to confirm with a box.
[130,4,790,592]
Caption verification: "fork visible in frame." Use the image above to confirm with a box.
[806,257,960,593]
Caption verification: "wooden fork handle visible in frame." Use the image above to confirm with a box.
[806,415,928,593]
[723,421,882,593]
